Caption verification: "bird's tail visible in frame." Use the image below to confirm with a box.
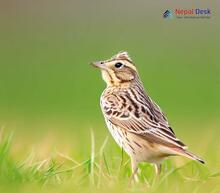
[173,148,205,164]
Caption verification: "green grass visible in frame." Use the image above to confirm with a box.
[0,129,219,193]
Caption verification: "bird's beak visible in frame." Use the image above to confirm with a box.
[91,61,106,70]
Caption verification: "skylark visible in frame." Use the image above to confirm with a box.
[91,51,204,179]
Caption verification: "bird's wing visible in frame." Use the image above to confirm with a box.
[101,89,187,149]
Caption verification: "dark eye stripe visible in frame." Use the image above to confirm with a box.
[115,62,123,68]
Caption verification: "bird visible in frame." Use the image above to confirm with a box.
[91,51,204,180]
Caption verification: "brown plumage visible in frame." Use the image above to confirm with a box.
[91,51,204,180]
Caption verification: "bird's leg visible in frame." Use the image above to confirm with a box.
[130,159,139,182]
[154,163,162,180]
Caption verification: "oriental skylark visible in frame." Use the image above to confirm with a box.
[91,51,204,179]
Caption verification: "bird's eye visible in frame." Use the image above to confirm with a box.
[115,62,123,68]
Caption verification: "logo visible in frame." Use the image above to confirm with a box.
[163,8,212,19]
[163,10,172,18]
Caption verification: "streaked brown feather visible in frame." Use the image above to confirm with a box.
[101,85,187,150]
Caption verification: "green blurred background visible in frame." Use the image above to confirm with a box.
[0,0,219,166]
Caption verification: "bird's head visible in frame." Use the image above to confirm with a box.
[91,51,139,87]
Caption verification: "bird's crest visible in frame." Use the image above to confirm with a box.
[111,51,133,63]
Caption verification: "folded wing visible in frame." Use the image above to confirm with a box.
[101,88,187,149]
